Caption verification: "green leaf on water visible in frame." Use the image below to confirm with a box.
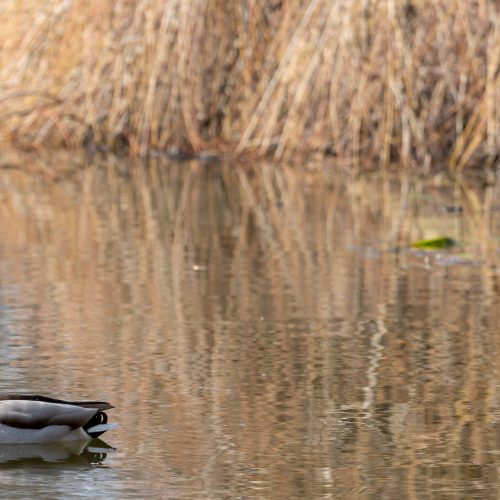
[410,237,458,249]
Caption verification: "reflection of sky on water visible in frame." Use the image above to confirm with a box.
[0,287,36,383]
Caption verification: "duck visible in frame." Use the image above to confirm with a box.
[0,395,118,444]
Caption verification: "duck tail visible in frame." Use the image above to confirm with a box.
[86,422,119,437]
[83,411,118,438]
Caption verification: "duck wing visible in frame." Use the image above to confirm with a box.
[0,400,98,429]
[0,395,113,410]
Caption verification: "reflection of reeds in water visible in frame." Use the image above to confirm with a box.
[0,154,499,496]
[0,1,498,169]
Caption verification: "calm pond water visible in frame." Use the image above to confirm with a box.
[0,154,499,499]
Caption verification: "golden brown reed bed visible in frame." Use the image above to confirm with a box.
[0,1,498,170]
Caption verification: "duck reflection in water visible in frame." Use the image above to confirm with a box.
[0,438,115,467]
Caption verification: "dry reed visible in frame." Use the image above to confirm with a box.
[0,0,498,170]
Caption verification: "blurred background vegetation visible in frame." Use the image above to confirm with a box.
[0,0,498,170]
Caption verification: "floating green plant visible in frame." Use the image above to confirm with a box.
[411,237,458,250]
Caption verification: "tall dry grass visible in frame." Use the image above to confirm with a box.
[0,0,498,169]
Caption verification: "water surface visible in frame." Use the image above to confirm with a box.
[0,155,499,498]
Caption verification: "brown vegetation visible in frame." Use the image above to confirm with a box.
[0,1,498,169]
